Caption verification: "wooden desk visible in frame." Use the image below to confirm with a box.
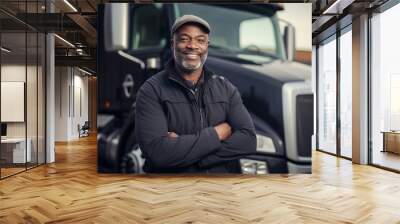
[382,131,400,154]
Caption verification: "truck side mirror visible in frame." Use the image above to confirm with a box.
[283,24,296,62]
[104,3,130,52]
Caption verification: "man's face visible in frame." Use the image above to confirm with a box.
[172,24,209,73]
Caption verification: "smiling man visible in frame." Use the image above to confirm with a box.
[135,15,257,173]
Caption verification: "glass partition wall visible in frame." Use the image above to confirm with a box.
[317,35,337,155]
[0,1,46,179]
[316,0,400,172]
[339,26,352,159]
[316,25,353,159]
[0,31,28,177]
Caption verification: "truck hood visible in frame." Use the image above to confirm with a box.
[242,60,311,83]
[206,56,311,84]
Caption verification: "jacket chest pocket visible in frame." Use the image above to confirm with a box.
[204,97,229,126]
[162,98,198,135]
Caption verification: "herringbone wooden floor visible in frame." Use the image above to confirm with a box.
[1,135,400,224]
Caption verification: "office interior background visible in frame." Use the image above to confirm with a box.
[0,0,97,179]
[313,0,400,172]
[0,0,399,222]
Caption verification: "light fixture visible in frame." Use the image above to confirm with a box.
[63,0,78,12]
[54,34,75,48]
[1,47,11,53]
[322,0,354,15]
[78,67,92,76]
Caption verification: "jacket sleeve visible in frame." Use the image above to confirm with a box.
[135,81,221,169]
[198,82,257,168]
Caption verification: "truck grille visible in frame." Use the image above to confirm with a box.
[296,94,313,157]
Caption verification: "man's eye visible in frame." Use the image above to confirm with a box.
[197,39,206,44]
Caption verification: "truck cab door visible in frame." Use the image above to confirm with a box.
[99,4,170,114]
[127,3,170,78]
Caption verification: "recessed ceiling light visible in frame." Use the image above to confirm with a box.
[78,67,92,76]
[54,34,75,48]
[63,0,78,12]
[1,47,11,53]
[323,0,354,15]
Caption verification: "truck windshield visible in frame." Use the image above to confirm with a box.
[175,4,284,64]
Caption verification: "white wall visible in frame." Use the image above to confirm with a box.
[1,64,26,81]
[1,82,25,122]
[1,65,36,138]
[72,72,89,138]
[55,67,89,141]
[277,3,312,51]
[1,65,26,140]
[74,74,89,122]
[1,63,46,164]
[55,67,69,141]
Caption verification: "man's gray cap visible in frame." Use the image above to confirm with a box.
[171,15,211,35]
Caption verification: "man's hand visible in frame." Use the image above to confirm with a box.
[214,122,232,141]
[168,132,179,138]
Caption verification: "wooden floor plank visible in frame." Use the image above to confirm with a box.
[0,134,400,223]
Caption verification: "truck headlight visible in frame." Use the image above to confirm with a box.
[256,134,276,153]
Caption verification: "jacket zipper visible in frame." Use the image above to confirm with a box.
[170,77,209,173]
[170,77,205,129]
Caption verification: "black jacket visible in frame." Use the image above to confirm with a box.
[135,61,257,173]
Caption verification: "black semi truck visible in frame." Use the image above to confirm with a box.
[97,3,313,174]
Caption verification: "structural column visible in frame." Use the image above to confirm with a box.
[46,0,55,163]
[352,14,369,164]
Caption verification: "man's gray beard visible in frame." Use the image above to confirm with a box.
[173,50,208,74]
